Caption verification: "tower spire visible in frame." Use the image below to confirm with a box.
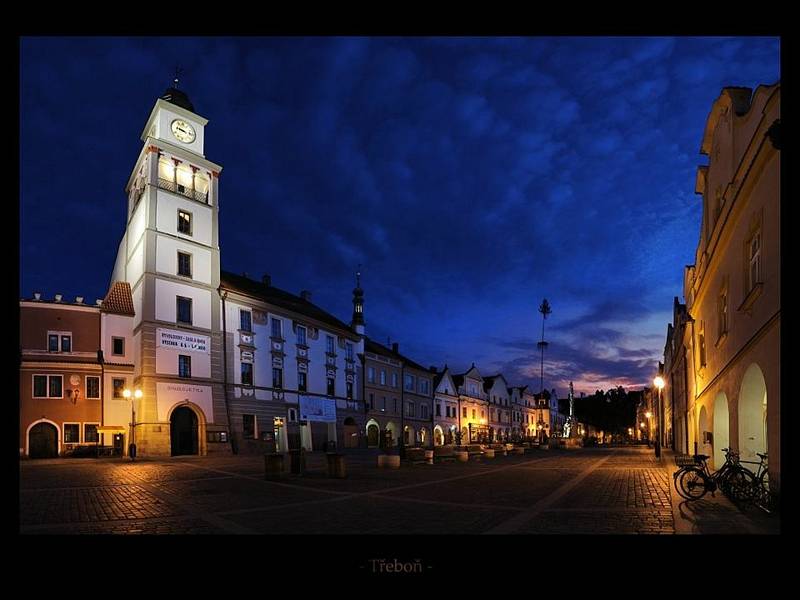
[351,265,365,335]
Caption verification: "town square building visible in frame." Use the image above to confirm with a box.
[663,82,780,492]
[20,283,136,457]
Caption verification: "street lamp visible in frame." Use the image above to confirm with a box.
[653,376,665,459]
[123,388,142,460]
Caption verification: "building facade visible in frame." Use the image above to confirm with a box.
[679,83,780,492]
[20,283,136,457]
[432,366,459,445]
[452,365,489,443]
[364,340,405,448]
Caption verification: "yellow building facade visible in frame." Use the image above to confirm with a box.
[682,83,780,493]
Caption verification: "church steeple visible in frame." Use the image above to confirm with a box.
[351,265,365,335]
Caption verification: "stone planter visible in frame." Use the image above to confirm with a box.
[483,449,495,458]
[455,451,469,463]
[378,454,400,469]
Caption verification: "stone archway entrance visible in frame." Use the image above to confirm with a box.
[29,422,58,458]
[171,406,199,456]
[739,363,768,462]
[343,417,359,448]
[366,420,380,447]
[433,426,444,446]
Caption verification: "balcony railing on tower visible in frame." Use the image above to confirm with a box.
[158,177,209,204]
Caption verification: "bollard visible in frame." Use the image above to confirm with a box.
[326,453,346,478]
[290,448,306,475]
[264,453,284,480]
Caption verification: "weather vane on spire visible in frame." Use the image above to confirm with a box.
[356,264,362,288]
[173,65,184,89]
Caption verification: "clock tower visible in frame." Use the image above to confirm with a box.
[108,81,229,456]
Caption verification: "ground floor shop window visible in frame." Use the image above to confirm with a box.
[84,423,99,443]
[63,423,80,443]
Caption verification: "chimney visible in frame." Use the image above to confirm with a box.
[262,274,271,287]
[33,292,41,301]
[300,290,312,302]
[75,296,84,304]
[54,294,63,302]
[96,299,103,306]
[429,365,438,373]
[392,342,399,353]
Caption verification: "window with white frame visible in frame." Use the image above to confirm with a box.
[272,367,283,389]
[33,375,63,399]
[271,317,282,339]
[392,373,398,388]
[368,367,375,383]
[404,374,414,391]
[47,332,72,353]
[178,251,192,277]
[419,379,429,395]
[380,370,386,385]
[346,342,353,361]
[240,309,252,332]
[326,335,335,354]
[176,296,192,325]
[112,378,126,398]
[406,402,415,417]
[177,209,192,235]
[179,355,192,378]
[241,363,253,386]
[718,289,728,339]
[748,231,762,293]
[86,376,100,399]
[84,423,99,443]
[297,325,307,346]
[112,337,125,356]
[63,423,80,444]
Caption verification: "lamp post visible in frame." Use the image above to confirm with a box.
[653,376,665,459]
[645,411,652,446]
[123,388,142,460]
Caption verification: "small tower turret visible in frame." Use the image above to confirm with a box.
[351,265,365,336]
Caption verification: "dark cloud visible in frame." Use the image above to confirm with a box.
[20,37,779,394]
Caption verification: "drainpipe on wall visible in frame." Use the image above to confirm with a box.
[219,287,238,455]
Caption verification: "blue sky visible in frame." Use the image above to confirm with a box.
[19,36,780,396]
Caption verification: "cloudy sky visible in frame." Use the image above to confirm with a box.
[20,36,780,396]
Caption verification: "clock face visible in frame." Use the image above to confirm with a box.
[170,119,196,143]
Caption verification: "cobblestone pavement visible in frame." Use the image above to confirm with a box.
[19,447,780,534]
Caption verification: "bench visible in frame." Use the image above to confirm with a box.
[405,448,427,465]
[434,445,457,463]
[490,444,507,456]
[466,444,484,460]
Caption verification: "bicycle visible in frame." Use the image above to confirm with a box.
[738,452,774,512]
[673,448,754,502]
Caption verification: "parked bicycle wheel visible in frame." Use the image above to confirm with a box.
[678,468,708,500]
[721,468,755,504]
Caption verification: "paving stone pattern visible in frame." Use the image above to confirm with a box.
[19,447,779,534]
